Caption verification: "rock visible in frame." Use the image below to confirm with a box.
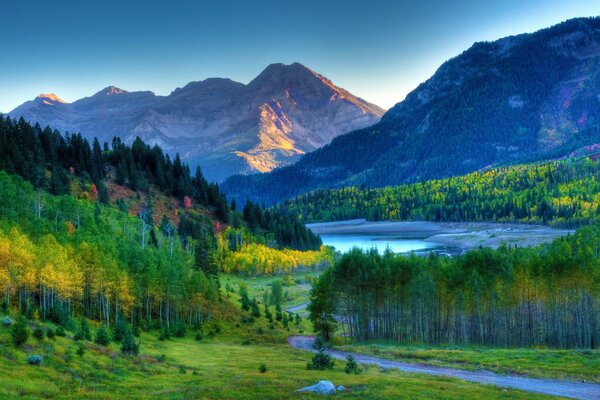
[2,316,13,327]
[297,380,336,395]
[336,385,345,391]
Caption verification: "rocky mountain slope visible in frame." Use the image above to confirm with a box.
[222,17,600,205]
[10,63,383,182]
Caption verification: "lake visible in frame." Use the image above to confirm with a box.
[307,219,573,255]
[317,234,438,254]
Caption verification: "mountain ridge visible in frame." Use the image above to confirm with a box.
[10,62,384,182]
[222,17,600,205]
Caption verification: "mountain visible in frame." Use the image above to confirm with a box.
[222,17,600,205]
[9,63,384,182]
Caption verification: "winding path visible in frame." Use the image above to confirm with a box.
[288,336,600,400]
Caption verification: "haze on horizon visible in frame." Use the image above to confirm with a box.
[1,0,599,113]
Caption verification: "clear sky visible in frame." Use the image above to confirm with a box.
[1,0,599,113]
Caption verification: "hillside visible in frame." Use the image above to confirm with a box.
[279,156,600,228]
[222,17,600,205]
[9,63,384,182]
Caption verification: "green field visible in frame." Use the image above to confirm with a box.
[0,316,560,400]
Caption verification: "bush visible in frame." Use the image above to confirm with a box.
[74,318,91,341]
[314,334,330,350]
[159,326,171,341]
[46,305,74,329]
[26,355,43,366]
[121,331,139,355]
[259,363,268,373]
[194,332,203,341]
[55,326,66,337]
[33,326,45,340]
[306,350,334,370]
[172,321,186,338]
[46,327,55,339]
[76,343,86,357]
[344,355,362,374]
[11,316,29,347]
[95,325,111,346]
[113,319,129,342]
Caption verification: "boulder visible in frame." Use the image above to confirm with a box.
[336,385,345,391]
[297,380,336,395]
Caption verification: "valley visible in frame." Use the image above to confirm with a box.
[2,8,600,400]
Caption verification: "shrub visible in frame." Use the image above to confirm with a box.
[112,319,129,342]
[11,316,29,347]
[259,363,268,373]
[250,299,261,318]
[344,355,362,374]
[306,350,334,371]
[46,327,55,339]
[121,331,139,355]
[33,326,45,341]
[76,343,86,357]
[159,326,171,341]
[74,318,91,341]
[46,305,74,329]
[95,325,111,346]
[26,355,43,365]
[172,321,186,338]
[55,326,66,337]
[194,332,203,341]
[314,334,330,350]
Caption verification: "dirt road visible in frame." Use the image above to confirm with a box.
[288,336,600,400]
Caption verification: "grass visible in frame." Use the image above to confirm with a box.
[336,342,600,383]
[0,316,561,400]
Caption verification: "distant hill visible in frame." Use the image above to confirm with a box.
[222,17,600,205]
[9,63,383,182]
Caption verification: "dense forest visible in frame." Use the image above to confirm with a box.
[309,227,600,349]
[282,159,600,228]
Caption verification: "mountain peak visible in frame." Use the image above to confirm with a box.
[36,93,67,105]
[95,86,129,96]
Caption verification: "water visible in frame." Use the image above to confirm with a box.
[319,234,438,254]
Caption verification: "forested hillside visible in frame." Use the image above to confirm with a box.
[310,227,600,348]
[0,115,321,252]
[0,114,333,331]
[223,17,600,206]
[281,158,600,228]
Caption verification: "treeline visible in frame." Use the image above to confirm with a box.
[220,243,334,276]
[0,171,220,329]
[0,115,320,251]
[310,227,600,349]
[242,201,321,251]
[282,159,600,228]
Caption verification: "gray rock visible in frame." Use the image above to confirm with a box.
[336,385,345,391]
[297,380,336,395]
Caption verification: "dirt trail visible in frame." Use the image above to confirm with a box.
[288,336,600,400]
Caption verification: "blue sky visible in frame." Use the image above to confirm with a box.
[1,0,599,112]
